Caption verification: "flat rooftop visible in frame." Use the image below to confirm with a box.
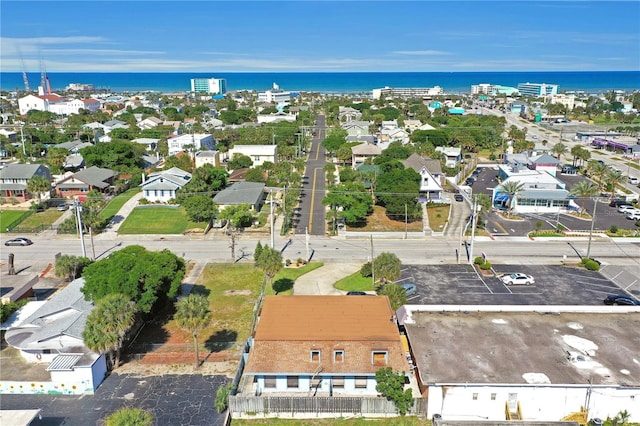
[405,311,640,386]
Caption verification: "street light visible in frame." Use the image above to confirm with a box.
[585,197,598,260]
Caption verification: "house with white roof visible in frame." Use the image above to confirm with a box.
[140,167,191,203]
[435,146,462,168]
[195,151,221,168]
[137,116,163,130]
[131,138,160,152]
[338,106,363,122]
[228,144,278,168]
[167,133,215,156]
[342,121,372,137]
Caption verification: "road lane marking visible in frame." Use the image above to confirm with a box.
[308,167,319,232]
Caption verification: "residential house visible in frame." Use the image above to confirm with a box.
[55,166,117,198]
[346,135,377,145]
[241,296,410,396]
[195,151,221,168]
[228,145,277,168]
[212,181,265,211]
[131,138,160,152]
[503,152,561,177]
[137,116,163,130]
[493,164,570,213]
[257,111,297,124]
[102,120,129,134]
[338,106,363,122]
[167,133,215,156]
[140,167,191,203]
[0,163,52,202]
[342,121,372,137]
[403,119,422,133]
[435,146,462,168]
[57,139,93,153]
[379,127,410,145]
[351,143,382,170]
[402,153,444,201]
[3,278,108,394]
[399,305,640,422]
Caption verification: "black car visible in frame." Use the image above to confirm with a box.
[465,177,476,185]
[454,194,464,202]
[609,199,631,208]
[4,237,34,246]
[604,295,640,306]
[346,291,371,296]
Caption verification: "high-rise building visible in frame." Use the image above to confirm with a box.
[517,82,559,97]
[190,78,227,94]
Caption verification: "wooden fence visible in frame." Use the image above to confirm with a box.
[229,395,427,417]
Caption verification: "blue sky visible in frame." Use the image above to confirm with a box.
[1,1,639,72]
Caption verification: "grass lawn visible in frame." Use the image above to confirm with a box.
[269,262,324,295]
[17,208,65,229]
[99,188,140,220]
[118,206,206,234]
[334,270,373,292]
[427,204,450,232]
[0,210,32,232]
[232,417,428,426]
[348,206,423,232]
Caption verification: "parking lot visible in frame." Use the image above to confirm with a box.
[469,167,638,237]
[398,264,625,305]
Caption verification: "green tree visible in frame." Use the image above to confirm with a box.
[55,255,92,281]
[255,246,283,295]
[322,129,348,154]
[175,294,211,368]
[378,283,408,311]
[497,180,525,215]
[218,204,256,228]
[81,245,185,314]
[80,140,145,171]
[373,252,402,284]
[215,383,234,413]
[181,195,218,223]
[569,181,599,214]
[586,160,609,190]
[83,293,137,369]
[375,367,413,415]
[27,175,50,203]
[322,182,373,225]
[550,142,568,162]
[104,407,153,426]
[227,153,253,170]
[46,146,69,173]
[254,241,264,262]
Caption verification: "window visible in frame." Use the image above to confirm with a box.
[491,393,497,401]
[332,376,344,389]
[333,350,344,363]
[311,350,321,362]
[286,376,299,389]
[264,376,276,388]
[355,376,368,389]
[310,377,322,387]
[372,351,388,366]
[472,393,478,400]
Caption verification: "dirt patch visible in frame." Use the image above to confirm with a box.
[349,206,423,232]
[224,289,252,296]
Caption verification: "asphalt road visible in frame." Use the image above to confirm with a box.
[0,373,228,426]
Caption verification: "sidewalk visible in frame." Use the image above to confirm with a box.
[293,263,361,295]
[95,192,144,240]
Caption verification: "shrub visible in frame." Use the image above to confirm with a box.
[105,407,153,426]
[581,258,600,271]
[479,261,492,270]
[215,383,234,413]
[138,198,150,205]
[360,261,373,278]
[609,225,618,234]
[473,256,484,265]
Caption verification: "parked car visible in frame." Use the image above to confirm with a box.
[4,237,34,246]
[617,205,637,213]
[465,177,476,185]
[625,209,640,220]
[628,176,639,185]
[454,194,464,202]
[57,203,68,211]
[609,199,630,207]
[603,294,640,306]
[401,283,418,296]
[346,291,371,296]
[501,273,535,285]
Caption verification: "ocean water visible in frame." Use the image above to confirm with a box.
[1,71,639,94]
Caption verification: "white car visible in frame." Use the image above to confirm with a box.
[501,273,535,286]
[626,209,640,220]
[617,205,637,213]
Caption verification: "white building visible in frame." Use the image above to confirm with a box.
[190,77,227,94]
[494,164,570,213]
[195,150,221,168]
[167,133,215,156]
[258,83,293,108]
[372,86,444,100]
[517,82,559,98]
[471,83,493,95]
[228,144,277,168]
[435,146,462,168]
[18,94,100,115]
[550,94,576,111]
[140,167,191,203]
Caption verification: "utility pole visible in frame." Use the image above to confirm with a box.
[75,200,87,258]
[469,197,478,264]
[305,227,310,261]
[370,235,375,289]
[586,197,598,260]
[270,189,275,248]
[404,203,408,240]
[20,126,26,156]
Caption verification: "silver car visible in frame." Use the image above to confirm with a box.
[501,273,535,286]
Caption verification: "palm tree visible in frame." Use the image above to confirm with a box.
[497,180,525,215]
[570,145,583,167]
[255,246,284,296]
[27,175,50,204]
[550,142,568,163]
[175,294,211,368]
[569,181,599,214]
[83,293,137,369]
[605,169,625,201]
[587,161,609,190]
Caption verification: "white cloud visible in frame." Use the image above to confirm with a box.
[392,50,452,56]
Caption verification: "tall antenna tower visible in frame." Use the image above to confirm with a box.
[17,47,30,92]
[39,57,51,95]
